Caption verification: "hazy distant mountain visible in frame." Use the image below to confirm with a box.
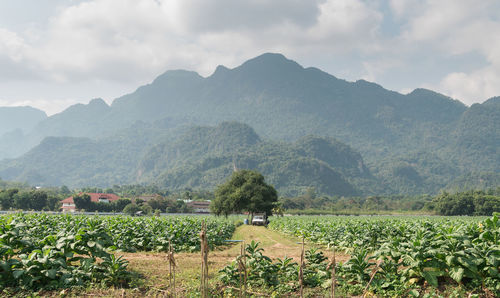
[0,53,497,195]
[0,107,47,159]
[0,53,468,158]
[0,106,46,136]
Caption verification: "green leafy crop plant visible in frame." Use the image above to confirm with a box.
[269,214,499,295]
[0,213,237,291]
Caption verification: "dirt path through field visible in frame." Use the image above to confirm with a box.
[80,224,348,296]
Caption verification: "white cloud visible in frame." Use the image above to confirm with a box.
[402,0,486,42]
[0,28,26,61]
[163,0,323,34]
[390,0,500,103]
[438,66,500,105]
[389,0,422,19]
[361,58,403,82]
[0,0,383,82]
[309,0,382,47]
[1,0,499,113]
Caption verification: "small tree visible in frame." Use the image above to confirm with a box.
[46,196,62,211]
[141,203,153,215]
[73,194,92,211]
[113,198,132,212]
[14,192,31,210]
[211,170,278,217]
[30,190,47,211]
[123,203,140,216]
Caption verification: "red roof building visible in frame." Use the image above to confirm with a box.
[61,193,121,212]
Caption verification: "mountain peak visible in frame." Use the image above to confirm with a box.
[152,69,202,84]
[210,65,230,78]
[88,98,108,107]
[408,88,446,98]
[236,52,303,73]
[252,52,288,62]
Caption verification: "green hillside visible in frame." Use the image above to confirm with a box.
[0,122,371,196]
[452,97,500,171]
[138,124,369,196]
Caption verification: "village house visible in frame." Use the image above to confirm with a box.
[187,201,211,213]
[61,193,121,212]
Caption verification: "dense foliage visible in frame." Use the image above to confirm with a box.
[269,215,500,295]
[0,122,370,197]
[1,213,236,253]
[211,170,278,217]
[433,189,500,216]
[0,214,131,290]
[0,189,61,211]
[0,213,236,291]
[219,241,330,295]
[280,190,432,214]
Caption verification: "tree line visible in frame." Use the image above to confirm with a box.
[72,193,192,215]
[0,189,61,211]
[278,187,500,216]
[431,188,500,216]
[0,186,196,214]
[1,178,498,216]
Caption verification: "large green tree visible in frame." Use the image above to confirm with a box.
[211,170,278,217]
[73,194,92,211]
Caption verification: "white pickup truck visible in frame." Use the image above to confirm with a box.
[251,214,268,226]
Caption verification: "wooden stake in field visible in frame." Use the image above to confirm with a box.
[237,241,247,298]
[200,221,209,298]
[362,259,382,298]
[167,241,176,297]
[299,236,305,298]
[328,245,336,298]
[243,241,247,296]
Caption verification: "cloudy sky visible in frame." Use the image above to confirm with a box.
[1,0,499,115]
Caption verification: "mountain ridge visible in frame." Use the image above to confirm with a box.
[0,53,497,195]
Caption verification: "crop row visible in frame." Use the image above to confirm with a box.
[269,215,499,294]
[1,213,236,252]
[0,213,237,290]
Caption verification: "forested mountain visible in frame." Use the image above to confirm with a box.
[0,122,370,196]
[0,53,498,195]
[0,53,468,158]
[452,97,500,171]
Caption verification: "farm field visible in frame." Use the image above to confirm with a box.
[0,213,236,294]
[269,215,500,296]
[0,213,498,297]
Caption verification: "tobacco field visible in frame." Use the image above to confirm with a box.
[0,213,236,291]
[266,214,500,296]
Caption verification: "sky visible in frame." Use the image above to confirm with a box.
[0,0,499,115]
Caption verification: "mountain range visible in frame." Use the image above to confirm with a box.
[0,53,498,196]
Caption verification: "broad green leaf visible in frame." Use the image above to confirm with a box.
[422,270,438,287]
[449,267,464,283]
[409,289,420,297]
[12,269,24,279]
[47,269,57,279]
